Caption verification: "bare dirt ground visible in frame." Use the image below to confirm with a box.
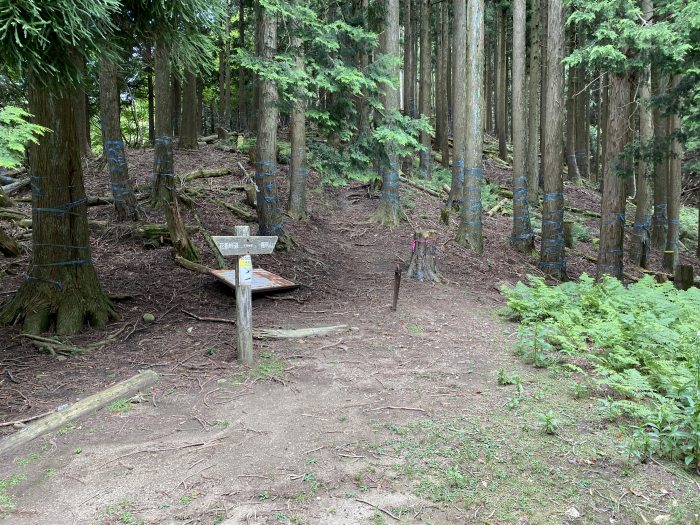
[1,145,699,525]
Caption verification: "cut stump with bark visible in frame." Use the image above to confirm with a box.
[0,228,20,257]
[674,265,694,291]
[407,230,441,282]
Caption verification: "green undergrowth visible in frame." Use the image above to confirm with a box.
[500,274,700,471]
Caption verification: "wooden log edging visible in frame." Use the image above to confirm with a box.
[0,370,159,458]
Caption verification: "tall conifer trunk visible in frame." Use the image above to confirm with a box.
[171,74,181,138]
[255,3,285,237]
[527,0,541,207]
[539,0,566,278]
[651,73,669,248]
[151,36,198,261]
[511,0,534,252]
[1,78,115,334]
[73,59,91,156]
[630,0,653,267]
[403,0,413,117]
[597,73,629,280]
[664,75,682,271]
[438,0,450,168]
[565,43,580,181]
[372,0,401,226]
[219,0,232,134]
[237,0,247,132]
[495,7,507,161]
[418,0,432,179]
[456,0,484,253]
[179,70,199,149]
[99,58,139,221]
[447,0,467,211]
[574,65,589,178]
[287,29,307,220]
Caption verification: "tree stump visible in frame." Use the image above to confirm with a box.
[563,220,574,248]
[407,230,441,282]
[674,264,694,291]
[0,228,19,257]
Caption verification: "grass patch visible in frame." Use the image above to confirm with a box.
[373,375,700,524]
[106,398,133,413]
[252,351,286,382]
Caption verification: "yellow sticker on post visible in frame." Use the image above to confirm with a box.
[239,255,253,285]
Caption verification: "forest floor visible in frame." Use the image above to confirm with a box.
[0,142,699,525]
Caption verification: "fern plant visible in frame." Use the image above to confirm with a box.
[0,106,49,169]
[501,274,700,470]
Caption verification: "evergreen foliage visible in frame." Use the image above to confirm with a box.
[0,106,48,169]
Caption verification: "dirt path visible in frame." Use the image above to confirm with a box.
[1,150,698,524]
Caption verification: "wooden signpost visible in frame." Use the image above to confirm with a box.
[212,226,277,364]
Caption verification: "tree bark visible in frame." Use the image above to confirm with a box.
[73,58,91,157]
[219,0,232,134]
[355,0,370,136]
[170,74,181,138]
[255,4,285,238]
[196,76,204,135]
[597,73,629,280]
[179,69,199,149]
[1,77,115,334]
[539,0,566,278]
[664,74,682,271]
[151,36,198,262]
[147,45,155,144]
[539,0,548,186]
[418,0,432,179]
[574,64,589,179]
[287,30,307,220]
[99,58,139,221]
[403,0,413,117]
[456,0,484,253]
[438,0,450,169]
[447,0,466,211]
[495,7,507,161]
[651,73,668,249]
[630,0,653,268]
[527,0,541,207]
[237,0,247,132]
[372,0,401,226]
[565,57,580,181]
[511,0,534,252]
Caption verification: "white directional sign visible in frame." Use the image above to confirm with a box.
[212,236,278,256]
[213,229,279,365]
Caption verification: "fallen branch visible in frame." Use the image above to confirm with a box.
[182,167,230,182]
[364,406,429,414]
[355,499,400,521]
[217,198,257,223]
[199,134,218,144]
[21,324,130,355]
[398,175,443,198]
[175,255,213,275]
[193,210,227,269]
[487,197,509,217]
[253,325,349,340]
[0,410,56,428]
[0,370,159,457]
[1,178,30,195]
[182,309,235,325]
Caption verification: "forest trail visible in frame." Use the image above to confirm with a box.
[1,147,698,524]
